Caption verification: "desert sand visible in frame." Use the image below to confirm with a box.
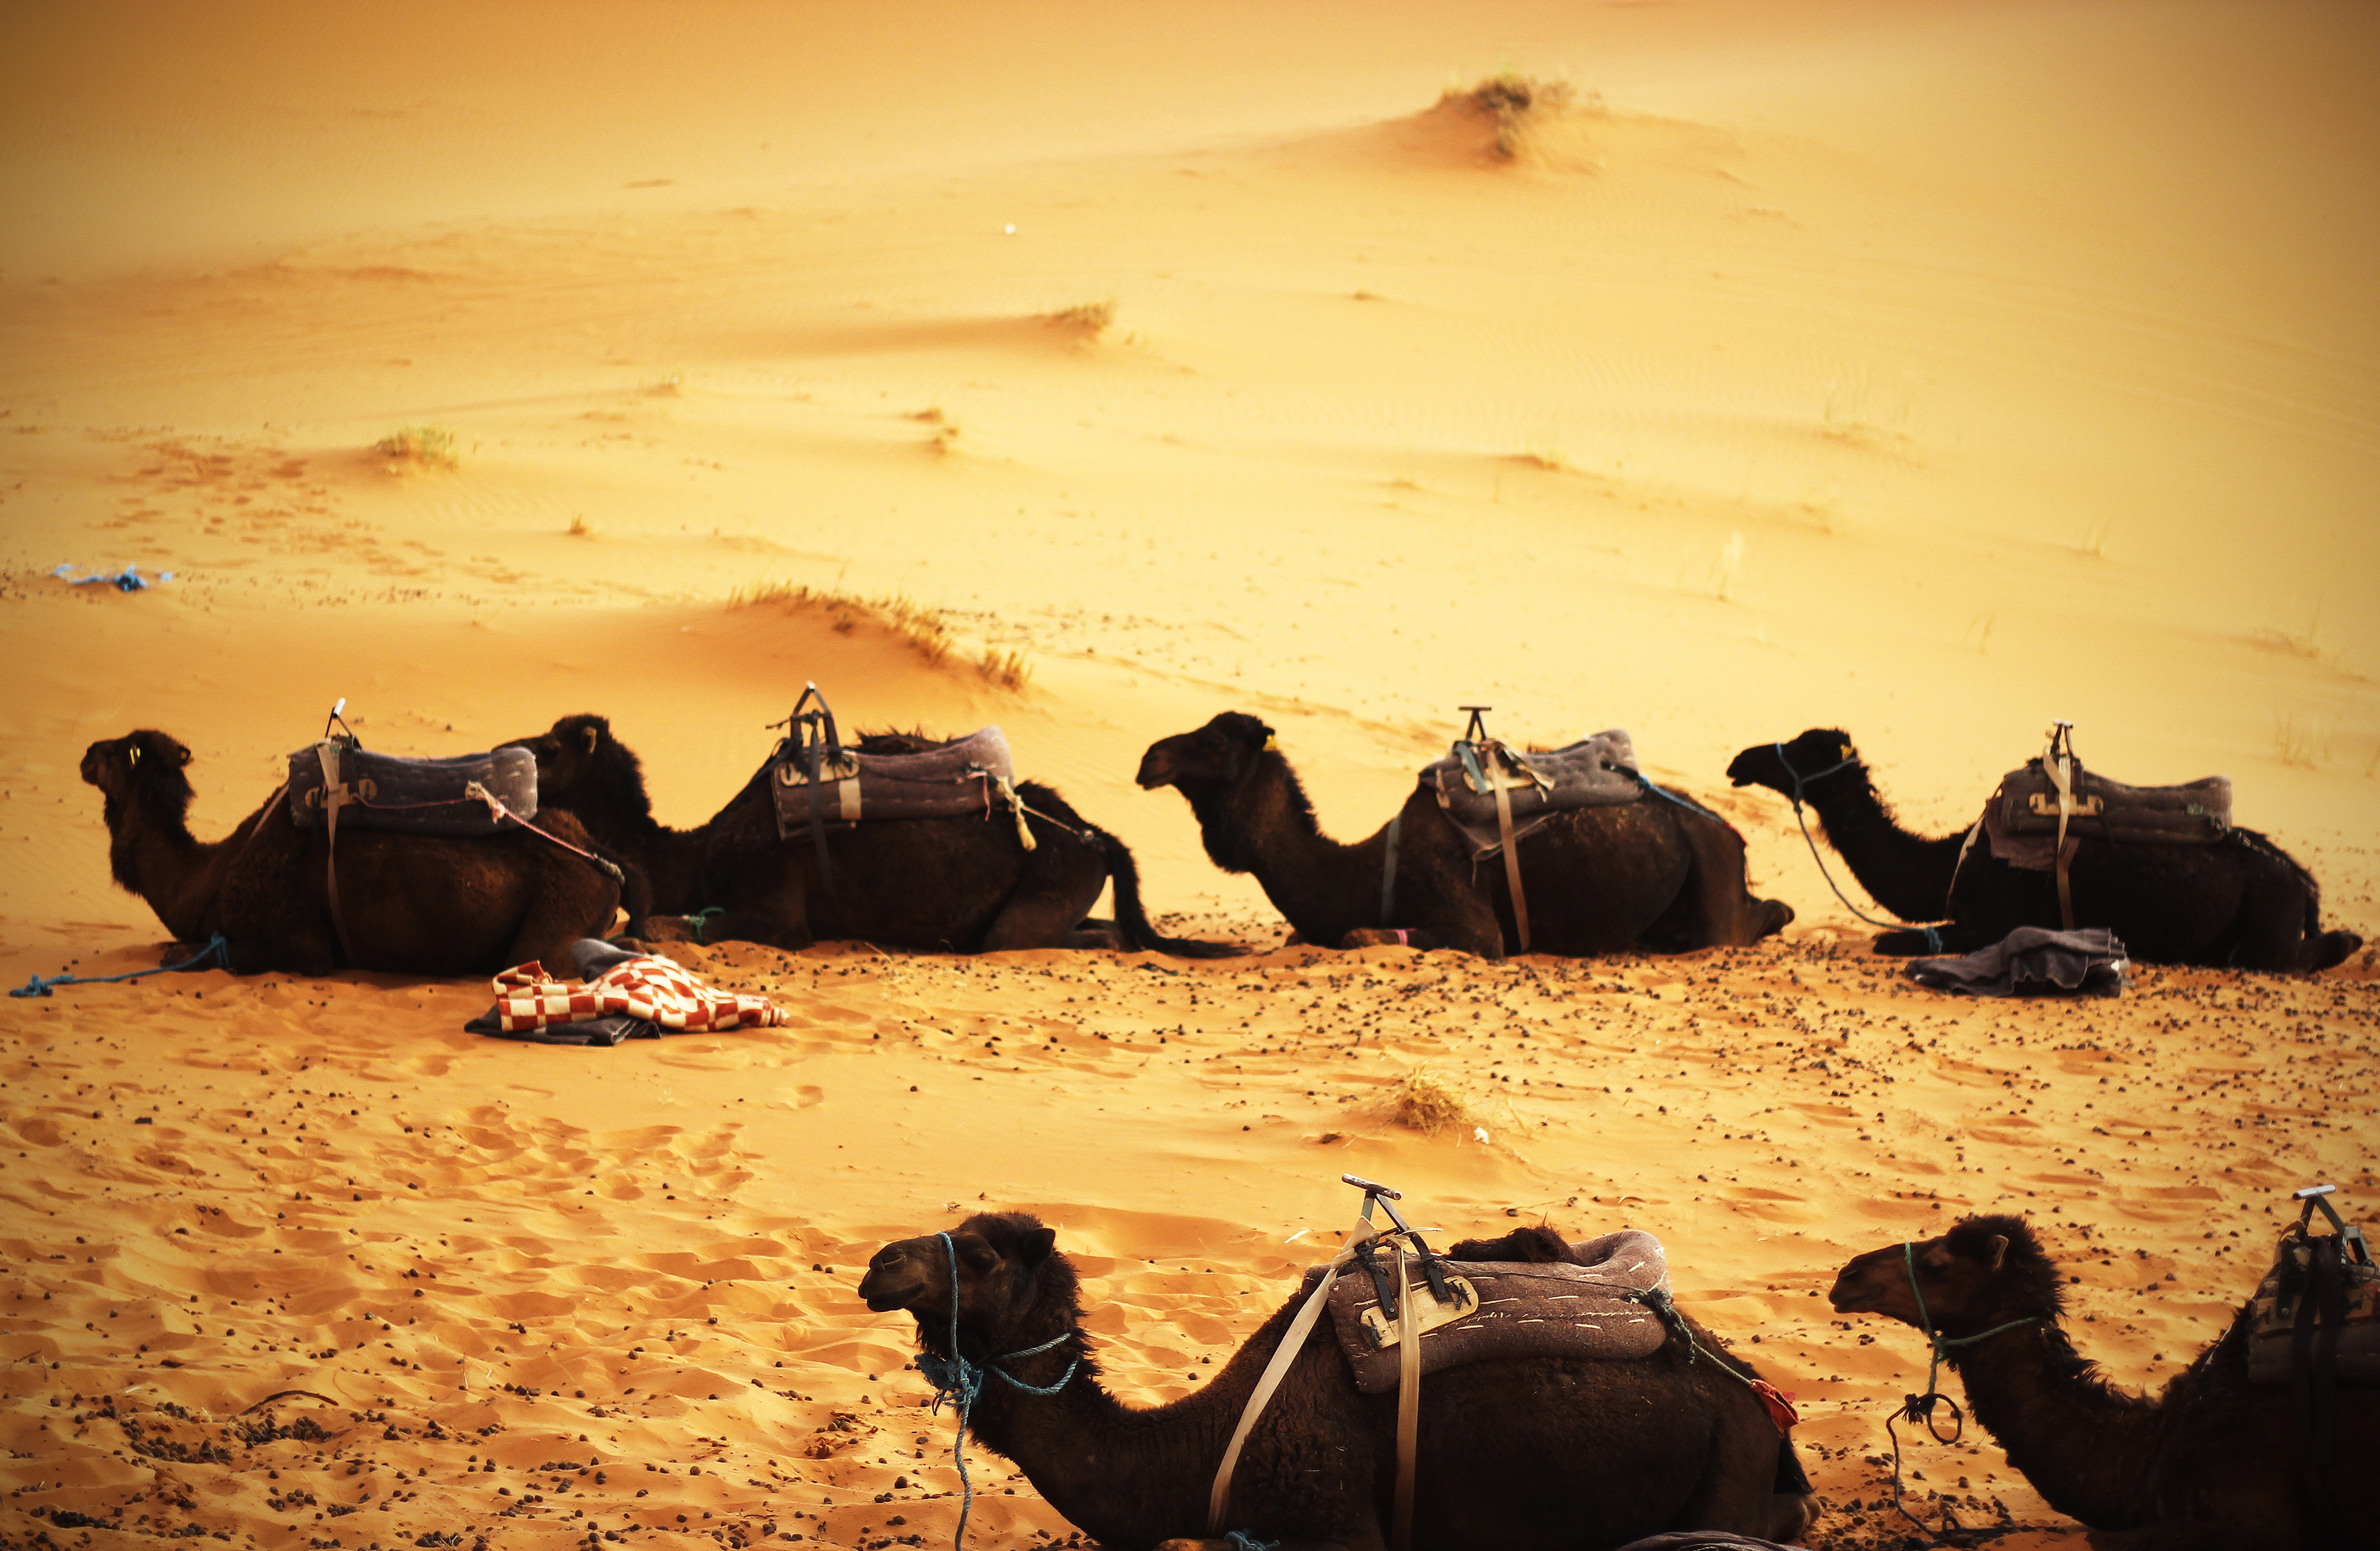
[3,1,2376,1547]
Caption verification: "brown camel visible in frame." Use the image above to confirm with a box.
[83,730,622,977]
[1830,1214,2379,1550]
[1137,712,1791,958]
[860,1212,1816,1551]
[506,713,1239,956]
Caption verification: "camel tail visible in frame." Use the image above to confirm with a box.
[1095,828,1247,959]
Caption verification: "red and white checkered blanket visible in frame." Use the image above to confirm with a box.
[487,955,788,1034]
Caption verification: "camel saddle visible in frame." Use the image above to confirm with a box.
[2247,1191,2380,1387]
[1297,1228,1674,1395]
[770,726,1021,841]
[1422,730,1645,861]
[285,739,534,836]
[1983,759,2231,872]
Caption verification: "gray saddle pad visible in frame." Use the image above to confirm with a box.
[771,726,1016,840]
[286,740,534,837]
[1301,1229,1672,1395]
[1423,731,1643,860]
[1984,760,2229,871]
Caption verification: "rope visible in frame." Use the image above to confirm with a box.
[684,907,724,945]
[914,1231,1079,1551]
[1224,1534,1281,1551]
[1612,764,1730,825]
[1772,743,1945,954]
[1885,1240,2039,1543]
[12,934,230,998]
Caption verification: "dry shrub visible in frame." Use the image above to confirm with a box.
[372,425,458,469]
[1040,298,1116,339]
[1444,72,1581,159]
[1376,1065,1479,1138]
[565,514,594,538]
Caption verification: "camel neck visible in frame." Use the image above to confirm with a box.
[1947,1319,2161,1529]
[1187,753,1379,942]
[1798,766,1967,924]
[106,784,228,944]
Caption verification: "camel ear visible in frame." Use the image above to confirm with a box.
[1987,1234,2009,1273]
[177,744,192,767]
[1254,721,1278,749]
[584,726,600,754]
[128,744,141,767]
[1838,742,1855,762]
[1016,1227,1057,1273]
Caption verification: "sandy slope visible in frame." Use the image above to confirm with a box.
[4,0,2378,1547]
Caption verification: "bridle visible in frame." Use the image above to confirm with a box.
[1772,742,1945,954]
[1884,1239,2039,1543]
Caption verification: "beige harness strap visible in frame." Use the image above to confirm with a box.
[1392,1244,1421,1551]
[1488,750,1531,953]
[1207,1226,1375,1533]
[315,743,362,968]
[2049,744,2078,930]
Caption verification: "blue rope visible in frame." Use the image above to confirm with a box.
[915,1231,1079,1551]
[684,907,724,945]
[1612,764,1729,825]
[12,934,230,998]
[1225,1533,1281,1551]
[1771,743,1944,954]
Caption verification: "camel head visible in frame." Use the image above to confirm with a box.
[1830,1213,2065,1338]
[505,714,653,822]
[1137,712,1277,797]
[80,730,196,809]
[861,1211,1080,1351]
[1726,728,1859,796]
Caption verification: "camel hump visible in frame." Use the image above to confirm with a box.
[1987,759,2231,863]
[1422,728,1645,858]
[286,739,537,836]
[1296,1226,1675,1393]
[772,725,1019,838]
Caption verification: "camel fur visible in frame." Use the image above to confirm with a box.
[1727,729,2361,971]
[507,713,1240,956]
[1830,1214,2378,1550]
[1138,712,1791,958]
[83,730,621,977]
[861,1211,1815,1551]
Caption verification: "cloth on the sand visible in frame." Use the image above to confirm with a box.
[1301,1229,1673,1395]
[54,561,172,592]
[1906,926,2128,997]
[1614,1536,1809,1551]
[1422,730,1643,860]
[465,938,786,1042]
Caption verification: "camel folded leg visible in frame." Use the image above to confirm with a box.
[1671,811,1793,948]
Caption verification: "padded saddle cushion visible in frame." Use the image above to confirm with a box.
[1422,730,1644,860]
[1301,1228,1673,1395]
[1981,760,2229,872]
[286,740,535,837]
[771,726,1016,840]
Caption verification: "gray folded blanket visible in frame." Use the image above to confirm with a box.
[1907,926,2129,997]
[1615,1536,1810,1551]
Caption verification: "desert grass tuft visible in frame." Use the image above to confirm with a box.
[1374,1064,1482,1138]
[730,582,1031,689]
[565,514,594,538]
[372,425,459,469]
[1444,73,1579,159]
[1040,298,1117,339]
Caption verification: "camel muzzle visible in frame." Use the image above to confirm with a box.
[1134,750,1179,789]
[859,1270,928,1313]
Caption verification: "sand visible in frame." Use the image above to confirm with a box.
[3,1,2376,1546]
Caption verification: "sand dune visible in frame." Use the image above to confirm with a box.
[4,0,2377,1546]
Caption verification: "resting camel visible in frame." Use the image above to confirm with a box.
[506,713,1238,956]
[861,1212,1816,1551]
[1831,1214,2378,1550]
[83,730,621,976]
[1726,729,2360,970]
[1136,712,1791,958]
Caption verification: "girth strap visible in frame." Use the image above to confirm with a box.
[1379,811,1402,927]
[1488,754,1531,953]
[1392,1244,1421,1551]
[1208,1225,1374,1534]
[2047,727,2079,930]
[315,742,362,967]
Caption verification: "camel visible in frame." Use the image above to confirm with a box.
[860,1212,1816,1551]
[1830,1214,2379,1550]
[1726,729,2361,970]
[83,730,622,977]
[505,713,1239,957]
[1135,712,1791,958]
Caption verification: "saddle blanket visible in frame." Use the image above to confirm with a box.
[1300,1229,1673,1394]
[472,948,787,1037]
[1906,927,2130,998]
[772,726,1017,840]
[1424,730,1645,860]
[287,740,537,837]
[1983,759,2230,872]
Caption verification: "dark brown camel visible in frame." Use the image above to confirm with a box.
[84,730,621,977]
[505,713,1239,956]
[860,1212,1816,1551]
[1830,1214,2378,1550]
[1136,712,1791,958]
[1727,729,2361,970]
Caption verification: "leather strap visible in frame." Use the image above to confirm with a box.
[2049,750,2077,930]
[1208,1225,1375,1533]
[315,743,361,967]
[1391,1244,1420,1551]
[1379,812,1402,925]
[1488,751,1531,952]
